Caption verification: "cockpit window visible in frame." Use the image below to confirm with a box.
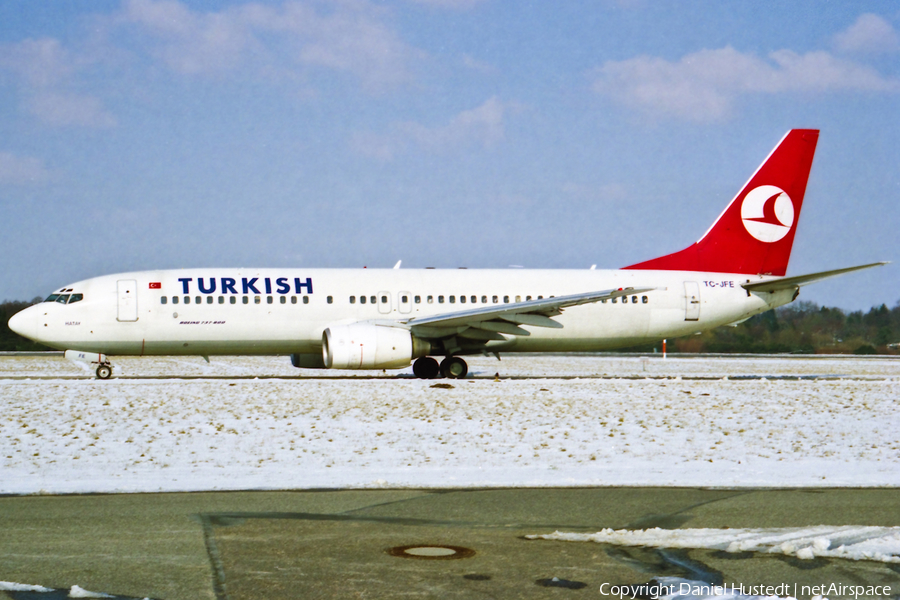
[68,294,83,304]
[44,294,60,302]
[56,294,70,304]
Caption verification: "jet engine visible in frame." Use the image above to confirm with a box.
[322,323,430,370]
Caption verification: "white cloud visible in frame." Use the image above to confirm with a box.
[834,14,900,55]
[0,38,74,87]
[26,92,117,128]
[352,96,507,159]
[591,46,899,121]
[118,0,418,89]
[0,38,116,128]
[0,152,51,185]
[461,54,496,74]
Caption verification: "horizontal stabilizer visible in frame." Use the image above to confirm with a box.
[741,262,887,293]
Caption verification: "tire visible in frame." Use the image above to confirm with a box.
[413,357,440,379]
[96,364,112,379]
[439,357,468,379]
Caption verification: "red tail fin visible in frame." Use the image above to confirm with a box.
[624,129,819,276]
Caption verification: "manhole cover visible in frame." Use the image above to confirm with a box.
[387,545,476,560]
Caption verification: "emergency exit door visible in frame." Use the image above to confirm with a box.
[117,279,138,322]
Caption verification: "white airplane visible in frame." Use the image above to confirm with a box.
[8,129,885,379]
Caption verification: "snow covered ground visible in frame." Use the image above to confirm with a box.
[529,525,900,563]
[1,354,898,494]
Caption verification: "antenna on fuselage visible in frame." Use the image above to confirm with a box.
[393,260,402,269]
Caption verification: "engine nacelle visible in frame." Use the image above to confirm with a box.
[322,324,429,370]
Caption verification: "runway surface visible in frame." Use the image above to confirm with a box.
[1,488,898,600]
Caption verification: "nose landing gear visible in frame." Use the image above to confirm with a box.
[96,363,113,379]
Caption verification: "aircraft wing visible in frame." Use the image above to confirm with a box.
[404,287,655,340]
[741,262,887,293]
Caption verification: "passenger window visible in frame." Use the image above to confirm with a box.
[173,296,179,305]
[471,295,477,303]
[401,295,408,303]
[459,296,466,304]
[195,296,201,304]
[230,296,236,304]
[359,296,366,304]
[242,296,249,304]
[415,296,421,304]
[267,296,273,304]
[68,294,83,304]
[427,295,433,303]
[601,299,607,303]
[503,296,509,303]
[438,295,444,303]
[538,295,543,299]
[481,295,487,304]
[370,296,376,304]
[207,296,213,304]
[492,295,498,303]
[381,295,387,304]
[526,296,532,301]
[303,296,309,304]
[291,296,297,304]
[612,297,617,304]
[632,296,638,304]
[449,296,456,304]
[254,296,261,304]
[350,296,356,304]
[280,296,286,304]
[327,296,333,304]
[161,296,167,305]
[642,296,648,304]
[515,295,521,302]
[219,296,225,304]
[184,296,190,304]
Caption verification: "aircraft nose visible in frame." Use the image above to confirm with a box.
[8,306,38,341]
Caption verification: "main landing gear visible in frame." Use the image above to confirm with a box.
[412,356,468,379]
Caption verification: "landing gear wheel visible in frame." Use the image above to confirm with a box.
[96,364,112,380]
[440,356,468,379]
[413,356,440,379]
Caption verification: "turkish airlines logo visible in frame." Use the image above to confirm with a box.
[741,185,794,243]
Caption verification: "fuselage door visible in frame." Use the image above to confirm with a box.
[684,281,700,321]
[378,291,392,315]
[398,291,412,314]
[117,279,138,322]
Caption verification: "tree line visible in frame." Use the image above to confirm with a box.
[1,298,898,354]
[665,300,900,355]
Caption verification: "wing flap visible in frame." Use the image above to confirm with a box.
[471,320,531,336]
[500,313,564,328]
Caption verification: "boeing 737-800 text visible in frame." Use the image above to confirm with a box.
[8,130,886,379]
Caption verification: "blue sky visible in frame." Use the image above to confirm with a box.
[0,0,897,311]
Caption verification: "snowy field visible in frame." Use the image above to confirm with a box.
[1,353,898,494]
